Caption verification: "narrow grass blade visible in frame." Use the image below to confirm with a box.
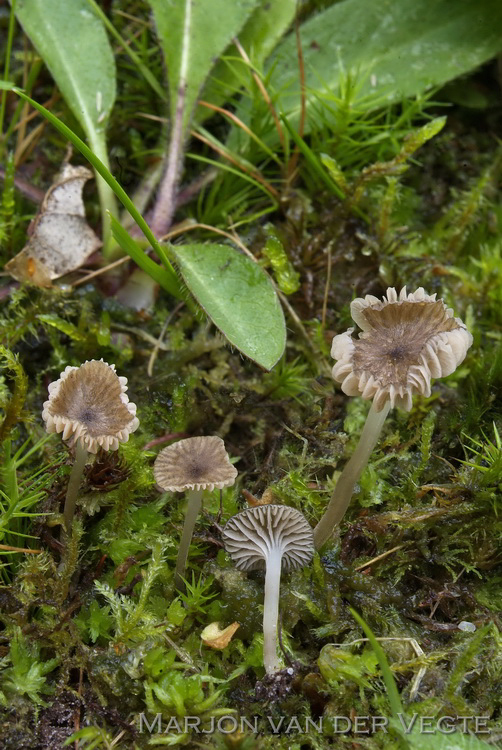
[349,607,404,719]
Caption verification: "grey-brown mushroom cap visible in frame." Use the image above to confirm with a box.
[331,286,473,411]
[222,504,314,572]
[154,435,238,492]
[42,359,139,453]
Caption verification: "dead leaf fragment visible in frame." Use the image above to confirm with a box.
[201,621,240,649]
[5,163,102,286]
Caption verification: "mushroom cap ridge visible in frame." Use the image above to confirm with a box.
[154,435,237,493]
[222,504,314,572]
[42,359,139,453]
[331,286,473,411]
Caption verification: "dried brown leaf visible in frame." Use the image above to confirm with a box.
[5,164,102,287]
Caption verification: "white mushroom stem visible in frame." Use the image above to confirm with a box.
[263,546,284,674]
[313,400,391,549]
[62,442,88,541]
[174,489,203,589]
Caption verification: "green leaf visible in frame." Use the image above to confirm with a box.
[14,0,117,244]
[148,0,259,137]
[171,243,286,370]
[198,0,296,122]
[14,0,115,136]
[394,724,495,750]
[268,0,502,130]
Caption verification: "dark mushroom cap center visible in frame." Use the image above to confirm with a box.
[154,436,237,492]
[48,361,134,437]
[353,300,459,388]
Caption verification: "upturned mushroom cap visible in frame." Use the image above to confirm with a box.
[222,504,314,571]
[154,436,237,492]
[42,360,139,453]
[331,287,473,412]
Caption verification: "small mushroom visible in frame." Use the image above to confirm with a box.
[154,436,237,588]
[42,360,139,539]
[314,286,473,548]
[222,504,314,674]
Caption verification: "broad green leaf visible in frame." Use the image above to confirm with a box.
[197,0,296,123]
[148,0,259,137]
[268,0,502,130]
[393,722,495,750]
[171,243,285,370]
[14,0,117,245]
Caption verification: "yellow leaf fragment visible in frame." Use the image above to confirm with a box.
[242,488,275,507]
[201,621,240,649]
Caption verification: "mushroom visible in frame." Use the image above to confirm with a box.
[42,360,139,539]
[222,504,314,674]
[314,286,473,549]
[154,436,237,588]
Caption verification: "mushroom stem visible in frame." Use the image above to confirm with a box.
[174,489,203,589]
[314,400,391,549]
[263,546,283,674]
[62,442,88,541]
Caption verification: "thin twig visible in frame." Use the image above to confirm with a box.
[190,130,279,199]
[72,256,130,287]
[160,221,252,258]
[198,100,282,165]
[321,241,333,328]
[0,543,42,554]
[278,289,318,356]
[287,14,307,180]
[354,544,405,572]
[327,637,427,701]
[147,301,185,376]
[233,37,285,150]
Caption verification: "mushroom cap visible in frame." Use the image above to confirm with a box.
[154,435,237,492]
[42,359,139,453]
[222,504,314,571]
[331,286,473,412]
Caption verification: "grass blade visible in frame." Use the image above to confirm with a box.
[349,607,404,719]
